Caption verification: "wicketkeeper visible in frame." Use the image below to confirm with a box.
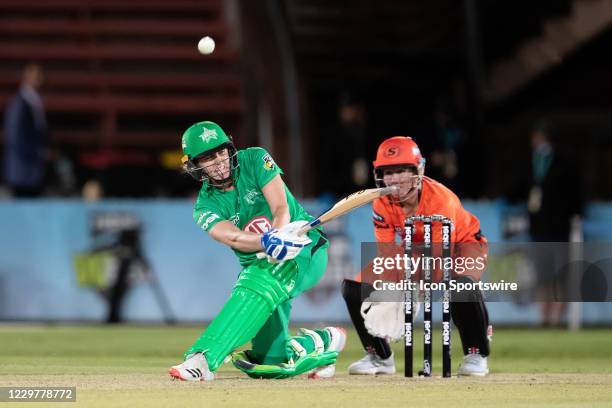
[342,136,491,376]
[169,121,346,381]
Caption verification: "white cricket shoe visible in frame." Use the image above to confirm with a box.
[308,327,347,379]
[169,352,215,381]
[457,353,489,376]
[348,352,396,375]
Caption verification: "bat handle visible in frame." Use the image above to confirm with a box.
[297,225,312,237]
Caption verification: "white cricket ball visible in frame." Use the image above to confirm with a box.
[198,36,215,55]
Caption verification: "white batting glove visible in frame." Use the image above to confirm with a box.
[260,221,312,263]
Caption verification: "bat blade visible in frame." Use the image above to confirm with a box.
[298,186,397,236]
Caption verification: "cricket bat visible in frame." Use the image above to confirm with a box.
[297,186,398,236]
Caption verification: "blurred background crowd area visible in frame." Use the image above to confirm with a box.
[1,0,611,201]
[2,0,612,327]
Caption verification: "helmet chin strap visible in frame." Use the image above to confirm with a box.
[191,146,239,187]
[207,176,233,188]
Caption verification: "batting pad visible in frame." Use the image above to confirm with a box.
[184,258,298,371]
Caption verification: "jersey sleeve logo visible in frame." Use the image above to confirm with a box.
[197,210,220,230]
[372,210,389,228]
[243,216,272,233]
[262,153,276,170]
[229,214,240,226]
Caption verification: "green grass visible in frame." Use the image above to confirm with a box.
[1,325,611,407]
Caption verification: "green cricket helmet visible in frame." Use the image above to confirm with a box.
[181,121,238,186]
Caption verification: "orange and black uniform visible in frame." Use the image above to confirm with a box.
[373,177,484,244]
[371,177,486,281]
[342,176,491,359]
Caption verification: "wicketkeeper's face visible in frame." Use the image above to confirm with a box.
[196,148,231,181]
[382,166,420,202]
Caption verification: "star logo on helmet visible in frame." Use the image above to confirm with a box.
[200,128,218,143]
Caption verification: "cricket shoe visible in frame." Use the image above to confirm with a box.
[307,327,347,379]
[169,352,215,381]
[457,353,489,377]
[348,352,396,375]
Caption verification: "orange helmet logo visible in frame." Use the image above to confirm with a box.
[373,136,423,169]
[384,147,399,157]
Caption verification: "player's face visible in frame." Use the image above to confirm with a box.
[196,148,231,181]
[383,166,419,203]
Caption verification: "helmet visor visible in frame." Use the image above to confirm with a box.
[187,144,238,186]
[375,165,421,203]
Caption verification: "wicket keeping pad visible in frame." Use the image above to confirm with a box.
[184,258,298,371]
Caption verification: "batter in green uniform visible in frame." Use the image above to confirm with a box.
[169,121,346,381]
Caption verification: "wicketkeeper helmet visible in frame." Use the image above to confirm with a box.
[373,136,425,188]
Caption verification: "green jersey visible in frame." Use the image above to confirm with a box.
[193,147,313,267]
